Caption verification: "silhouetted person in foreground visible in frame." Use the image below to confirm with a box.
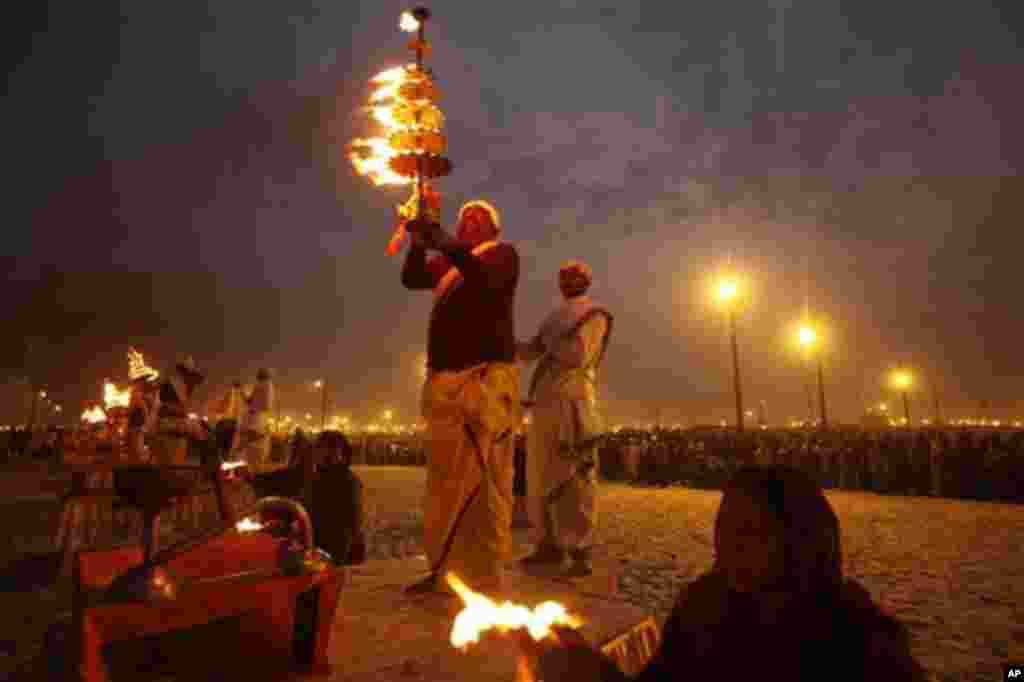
[518,466,928,681]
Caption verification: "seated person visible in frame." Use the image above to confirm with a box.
[519,465,928,681]
[247,431,313,501]
[310,430,366,565]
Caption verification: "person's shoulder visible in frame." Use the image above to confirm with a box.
[582,304,613,324]
[669,571,731,625]
[838,578,875,609]
[484,241,518,258]
[833,579,925,674]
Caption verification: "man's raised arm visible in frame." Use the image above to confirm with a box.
[401,243,438,290]
[444,241,518,293]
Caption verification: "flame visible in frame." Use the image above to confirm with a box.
[348,62,445,188]
[128,348,159,381]
[81,406,107,424]
[235,518,263,533]
[399,11,420,32]
[103,382,131,410]
[351,11,453,257]
[221,460,247,472]
[446,573,582,651]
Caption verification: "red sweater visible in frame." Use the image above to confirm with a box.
[401,242,518,372]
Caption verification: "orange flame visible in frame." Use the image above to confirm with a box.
[221,460,247,472]
[235,518,263,533]
[446,573,582,651]
[128,348,159,381]
[81,406,107,424]
[103,381,131,410]
[351,13,450,255]
[349,63,445,188]
[399,11,420,33]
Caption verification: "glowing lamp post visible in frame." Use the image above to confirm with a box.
[715,277,744,432]
[29,389,47,431]
[796,323,828,429]
[313,380,328,431]
[890,370,914,428]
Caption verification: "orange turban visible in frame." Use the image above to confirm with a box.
[559,260,593,296]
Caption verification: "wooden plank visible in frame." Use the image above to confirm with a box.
[73,538,345,682]
[599,616,660,676]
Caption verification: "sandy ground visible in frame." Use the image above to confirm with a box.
[2,464,1022,681]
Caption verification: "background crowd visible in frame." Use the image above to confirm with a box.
[7,422,1021,503]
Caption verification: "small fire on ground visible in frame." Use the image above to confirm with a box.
[447,572,582,651]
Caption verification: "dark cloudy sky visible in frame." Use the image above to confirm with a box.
[3,0,1022,425]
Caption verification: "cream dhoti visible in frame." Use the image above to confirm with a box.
[524,298,612,556]
[421,362,521,593]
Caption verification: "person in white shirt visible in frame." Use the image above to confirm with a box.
[517,261,613,576]
[233,368,275,470]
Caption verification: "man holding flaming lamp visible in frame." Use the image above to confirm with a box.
[125,349,161,461]
[401,202,522,597]
[151,354,207,466]
[351,8,522,598]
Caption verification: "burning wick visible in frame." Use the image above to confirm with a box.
[81,406,106,424]
[446,573,582,651]
[235,518,263,533]
[128,348,159,381]
[399,11,420,32]
[104,381,131,410]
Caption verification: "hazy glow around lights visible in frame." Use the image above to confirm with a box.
[797,325,818,348]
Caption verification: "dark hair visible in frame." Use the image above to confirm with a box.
[715,466,842,597]
[316,430,354,466]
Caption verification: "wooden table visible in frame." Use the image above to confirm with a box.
[72,532,344,682]
[54,462,252,579]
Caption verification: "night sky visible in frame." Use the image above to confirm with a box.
[3,0,1023,426]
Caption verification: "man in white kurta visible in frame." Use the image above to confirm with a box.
[517,260,612,576]
[233,368,275,471]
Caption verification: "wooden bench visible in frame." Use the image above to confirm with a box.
[599,616,661,676]
[72,532,345,682]
[54,462,241,578]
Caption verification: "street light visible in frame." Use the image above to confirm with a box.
[313,379,327,430]
[714,274,745,432]
[889,369,914,427]
[29,388,47,431]
[796,322,828,429]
